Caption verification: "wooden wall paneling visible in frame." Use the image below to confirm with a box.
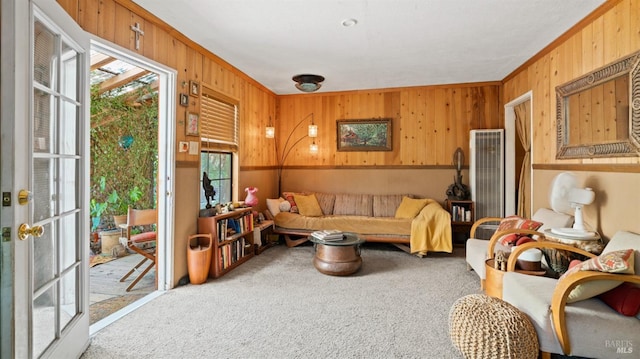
[591,84,605,144]
[433,89,448,165]
[240,84,273,167]
[384,92,401,165]
[424,89,437,165]
[591,16,605,69]
[57,0,78,20]
[141,16,157,60]
[581,23,594,75]
[96,0,116,43]
[401,90,421,165]
[112,4,132,50]
[632,0,640,50]
[74,0,98,37]
[451,88,464,160]
[175,40,192,163]
[604,3,633,63]
[568,30,584,84]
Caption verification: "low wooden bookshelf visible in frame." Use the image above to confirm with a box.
[197,207,255,278]
[445,200,475,246]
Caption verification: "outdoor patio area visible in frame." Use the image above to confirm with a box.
[90,252,156,325]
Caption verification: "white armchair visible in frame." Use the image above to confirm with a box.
[465,208,573,289]
[502,230,640,358]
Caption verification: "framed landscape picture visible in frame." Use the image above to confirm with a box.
[337,119,392,151]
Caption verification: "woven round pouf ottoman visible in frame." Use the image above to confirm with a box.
[449,294,539,359]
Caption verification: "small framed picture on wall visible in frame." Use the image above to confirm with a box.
[189,80,200,97]
[179,93,189,107]
[186,112,200,136]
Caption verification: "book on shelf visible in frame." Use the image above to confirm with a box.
[311,230,344,241]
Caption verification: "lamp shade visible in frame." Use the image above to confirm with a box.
[310,141,318,154]
[308,124,318,138]
[265,126,275,138]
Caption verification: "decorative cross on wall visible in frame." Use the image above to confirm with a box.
[130,22,144,50]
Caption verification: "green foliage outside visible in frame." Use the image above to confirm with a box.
[90,84,158,230]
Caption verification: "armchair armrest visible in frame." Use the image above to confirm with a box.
[470,217,502,238]
[550,271,640,355]
[486,229,546,260]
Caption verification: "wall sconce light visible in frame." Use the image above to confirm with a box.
[265,116,275,138]
[310,141,318,154]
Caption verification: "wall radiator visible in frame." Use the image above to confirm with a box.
[470,129,505,239]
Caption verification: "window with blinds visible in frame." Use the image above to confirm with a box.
[200,89,239,151]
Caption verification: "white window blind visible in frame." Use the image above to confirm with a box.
[200,91,238,150]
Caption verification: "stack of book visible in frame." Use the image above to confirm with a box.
[310,230,344,241]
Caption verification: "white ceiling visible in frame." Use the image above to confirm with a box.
[132,0,606,95]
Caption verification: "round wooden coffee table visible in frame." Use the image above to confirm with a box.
[309,233,365,276]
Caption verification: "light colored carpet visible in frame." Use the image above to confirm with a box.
[81,243,480,358]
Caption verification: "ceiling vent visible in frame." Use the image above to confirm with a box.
[292,74,325,92]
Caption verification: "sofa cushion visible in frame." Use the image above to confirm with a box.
[266,197,285,216]
[598,282,640,316]
[333,194,373,216]
[274,212,411,236]
[282,192,300,213]
[373,194,406,217]
[395,197,429,219]
[496,216,543,246]
[502,271,640,357]
[294,193,323,217]
[314,192,335,215]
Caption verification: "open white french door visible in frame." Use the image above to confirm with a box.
[1,0,90,357]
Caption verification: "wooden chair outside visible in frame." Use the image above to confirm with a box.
[119,208,157,292]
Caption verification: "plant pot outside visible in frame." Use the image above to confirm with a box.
[100,229,122,254]
[113,214,127,227]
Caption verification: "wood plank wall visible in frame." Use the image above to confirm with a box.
[275,83,502,168]
[503,0,640,167]
[56,0,278,167]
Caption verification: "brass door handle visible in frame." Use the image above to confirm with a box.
[18,223,44,240]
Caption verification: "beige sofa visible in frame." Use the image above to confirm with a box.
[266,192,452,256]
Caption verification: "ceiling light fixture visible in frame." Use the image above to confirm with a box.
[292,74,325,93]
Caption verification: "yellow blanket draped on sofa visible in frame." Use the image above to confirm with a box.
[410,200,453,256]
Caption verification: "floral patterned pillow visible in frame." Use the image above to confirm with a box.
[559,249,635,303]
[282,192,300,213]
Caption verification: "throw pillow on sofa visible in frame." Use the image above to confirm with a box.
[394,197,429,219]
[314,192,335,215]
[282,192,300,213]
[294,193,324,217]
[598,282,640,317]
[266,197,285,216]
[496,216,543,246]
[559,248,635,303]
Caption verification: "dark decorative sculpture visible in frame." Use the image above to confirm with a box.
[202,172,216,209]
[446,147,471,200]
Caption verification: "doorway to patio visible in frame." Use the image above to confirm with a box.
[88,40,176,330]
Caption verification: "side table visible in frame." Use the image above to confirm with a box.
[485,258,546,299]
[309,233,365,276]
[541,229,603,276]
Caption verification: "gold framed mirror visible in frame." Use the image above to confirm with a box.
[556,50,640,159]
